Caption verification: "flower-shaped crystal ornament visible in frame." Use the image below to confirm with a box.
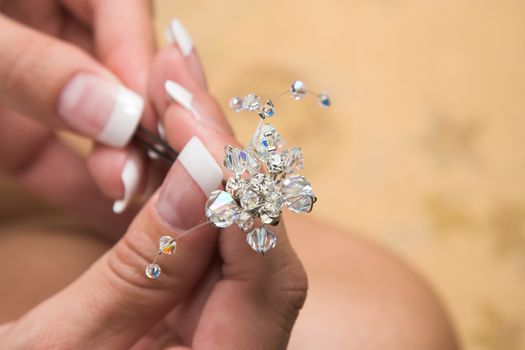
[205,120,317,254]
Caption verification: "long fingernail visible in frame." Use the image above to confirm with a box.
[113,154,141,214]
[164,80,224,133]
[58,73,144,148]
[156,136,222,228]
[165,19,193,56]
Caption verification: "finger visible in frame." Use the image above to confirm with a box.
[0,15,144,148]
[165,18,208,89]
[8,136,224,349]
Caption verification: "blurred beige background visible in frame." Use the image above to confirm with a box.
[153,1,525,349]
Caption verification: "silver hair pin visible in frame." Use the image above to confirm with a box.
[145,80,330,279]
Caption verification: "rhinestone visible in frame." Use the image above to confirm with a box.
[159,235,177,255]
[267,153,286,174]
[240,189,261,211]
[282,175,315,213]
[283,147,304,173]
[236,211,255,232]
[229,96,243,112]
[259,202,281,224]
[318,92,331,107]
[246,227,277,254]
[145,263,161,279]
[205,190,240,228]
[290,80,307,100]
[225,176,247,199]
[242,94,262,111]
[252,123,284,156]
[223,146,248,175]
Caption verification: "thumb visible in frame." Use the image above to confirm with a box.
[0,15,143,148]
[3,137,224,349]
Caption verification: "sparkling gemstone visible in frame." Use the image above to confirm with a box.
[246,227,277,254]
[259,202,281,224]
[261,100,275,118]
[244,147,261,175]
[240,189,261,211]
[159,235,176,255]
[283,147,304,173]
[225,176,247,199]
[229,96,243,112]
[145,263,161,279]
[242,93,262,111]
[282,175,315,213]
[205,190,240,228]
[267,153,286,174]
[223,146,248,175]
[318,92,331,107]
[236,211,255,232]
[252,123,284,156]
[290,80,307,100]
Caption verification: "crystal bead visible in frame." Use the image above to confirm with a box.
[225,176,247,199]
[205,190,240,228]
[223,146,248,175]
[240,188,261,211]
[244,147,261,175]
[251,123,284,156]
[283,147,304,173]
[290,80,307,100]
[267,153,286,174]
[145,263,161,279]
[318,92,331,107]
[236,211,254,232]
[282,175,315,213]
[259,202,281,224]
[242,93,262,111]
[229,96,243,112]
[159,235,176,255]
[261,100,275,118]
[246,227,277,254]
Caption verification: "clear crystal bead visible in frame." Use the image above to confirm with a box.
[145,263,161,279]
[223,146,248,175]
[251,123,284,156]
[266,153,286,174]
[240,188,261,211]
[244,147,261,175]
[261,100,275,118]
[205,190,240,228]
[159,235,176,255]
[242,93,262,111]
[246,227,277,254]
[259,202,281,224]
[236,211,255,232]
[229,96,243,112]
[318,92,331,107]
[282,175,315,213]
[283,147,304,173]
[225,176,247,199]
[290,80,307,100]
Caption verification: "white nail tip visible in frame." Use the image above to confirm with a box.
[113,157,141,214]
[178,137,223,196]
[97,87,144,148]
[166,19,193,56]
[165,80,193,110]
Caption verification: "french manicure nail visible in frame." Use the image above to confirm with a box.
[113,155,141,214]
[165,19,193,56]
[59,73,144,148]
[156,136,223,227]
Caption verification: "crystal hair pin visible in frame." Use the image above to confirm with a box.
[145,80,330,279]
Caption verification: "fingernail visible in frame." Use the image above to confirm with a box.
[59,73,144,148]
[165,19,193,56]
[113,154,141,214]
[156,136,222,228]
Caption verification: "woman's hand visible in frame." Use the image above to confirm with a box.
[0,1,157,232]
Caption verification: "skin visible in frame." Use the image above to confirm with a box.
[0,1,459,349]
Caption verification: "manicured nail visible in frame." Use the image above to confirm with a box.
[165,19,193,56]
[59,73,144,148]
[156,137,222,228]
[113,154,141,214]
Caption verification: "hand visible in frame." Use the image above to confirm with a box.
[0,0,157,234]
[0,44,307,349]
